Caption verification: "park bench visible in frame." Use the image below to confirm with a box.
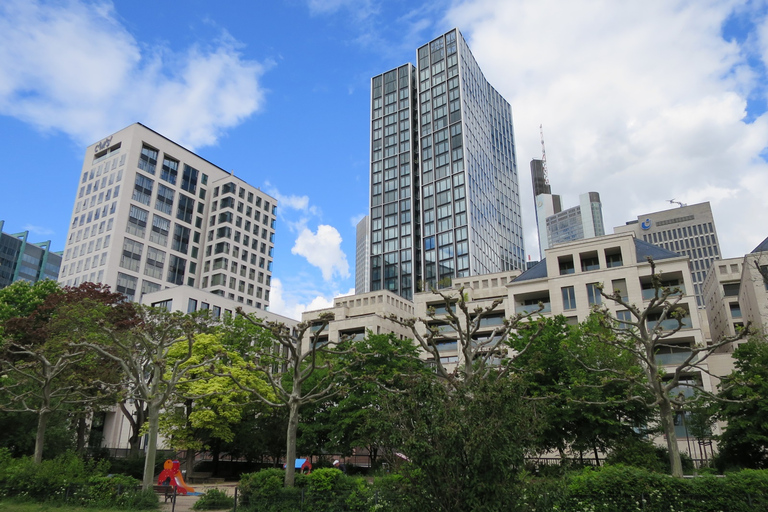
[152,484,176,503]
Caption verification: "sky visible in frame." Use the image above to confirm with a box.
[2,0,768,320]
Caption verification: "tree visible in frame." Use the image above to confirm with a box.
[388,286,542,388]
[716,337,768,469]
[229,310,348,487]
[0,280,61,336]
[0,283,126,463]
[75,306,217,489]
[381,372,538,510]
[323,332,429,466]
[510,315,653,464]
[590,258,747,477]
[159,332,272,476]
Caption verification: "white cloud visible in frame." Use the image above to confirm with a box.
[445,0,768,258]
[22,224,55,237]
[291,225,350,281]
[268,277,354,320]
[0,0,268,149]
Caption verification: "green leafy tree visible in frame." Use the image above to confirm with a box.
[716,337,768,469]
[511,315,653,464]
[382,373,538,511]
[0,283,127,463]
[323,332,429,466]
[160,332,273,475]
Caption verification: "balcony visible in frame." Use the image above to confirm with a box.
[515,302,552,314]
[655,350,695,366]
[641,284,686,301]
[646,317,692,332]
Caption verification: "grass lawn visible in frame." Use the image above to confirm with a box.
[0,501,156,512]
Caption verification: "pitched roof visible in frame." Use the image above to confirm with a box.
[512,258,549,282]
[751,236,768,253]
[633,238,680,263]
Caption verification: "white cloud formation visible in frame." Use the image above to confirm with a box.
[22,224,55,237]
[0,0,268,149]
[445,0,768,258]
[291,225,350,281]
[268,277,354,320]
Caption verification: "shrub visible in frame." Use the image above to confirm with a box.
[192,488,235,510]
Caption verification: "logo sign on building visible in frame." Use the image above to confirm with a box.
[641,218,652,230]
[94,136,113,153]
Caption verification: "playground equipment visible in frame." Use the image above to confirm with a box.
[157,459,197,495]
[283,458,312,474]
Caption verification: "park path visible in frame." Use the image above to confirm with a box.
[160,483,238,512]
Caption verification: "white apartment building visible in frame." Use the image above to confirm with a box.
[58,123,277,310]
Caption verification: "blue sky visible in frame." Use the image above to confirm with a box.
[2,0,768,319]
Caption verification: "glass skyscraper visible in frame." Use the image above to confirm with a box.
[368,29,525,299]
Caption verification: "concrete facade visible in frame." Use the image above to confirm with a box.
[59,123,277,310]
[614,202,722,308]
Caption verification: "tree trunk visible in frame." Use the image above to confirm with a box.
[76,412,91,454]
[284,399,301,487]
[659,400,684,477]
[33,410,50,464]
[593,445,600,467]
[142,404,160,489]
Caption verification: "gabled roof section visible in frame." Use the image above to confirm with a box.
[633,238,680,263]
[751,236,768,253]
[513,258,548,282]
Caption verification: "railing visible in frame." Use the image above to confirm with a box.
[515,302,551,314]
[647,317,692,331]
[642,284,686,300]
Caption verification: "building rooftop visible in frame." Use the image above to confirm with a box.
[751,236,768,253]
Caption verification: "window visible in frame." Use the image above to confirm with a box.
[131,174,153,205]
[558,256,575,275]
[617,310,632,325]
[155,184,174,214]
[150,215,170,246]
[144,247,165,279]
[161,157,178,184]
[172,224,190,254]
[562,286,577,310]
[176,194,194,223]
[723,283,740,297]
[606,250,623,267]
[581,254,600,271]
[587,283,602,306]
[119,238,143,272]
[167,255,186,285]
[138,145,158,174]
[126,205,148,238]
[181,164,199,193]
[116,272,138,301]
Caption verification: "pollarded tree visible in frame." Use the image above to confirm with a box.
[589,258,747,477]
[388,286,543,388]
[75,306,217,489]
[228,310,349,487]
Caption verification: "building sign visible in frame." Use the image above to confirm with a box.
[94,136,113,153]
[641,218,652,230]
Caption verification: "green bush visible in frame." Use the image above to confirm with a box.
[0,449,155,508]
[192,488,235,510]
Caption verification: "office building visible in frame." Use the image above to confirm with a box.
[0,221,62,289]
[614,202,722,307]
[58,123,277,310]
[739,237,768,333]
[368,29,525,300]
[702,257,744,342]
[355,216,370,294]
[536,191,604,254]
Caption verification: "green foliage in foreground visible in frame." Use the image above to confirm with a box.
[192,488,235,510]
[0,449,157,510]
[237,466,768,512]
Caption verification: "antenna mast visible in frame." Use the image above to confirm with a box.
[540,124,549,185]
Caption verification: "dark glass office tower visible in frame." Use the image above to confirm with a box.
[368,29,525,298]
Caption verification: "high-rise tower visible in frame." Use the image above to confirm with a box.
[368,29,525,299]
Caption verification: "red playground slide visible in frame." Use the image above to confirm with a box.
[157,459,197,495]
